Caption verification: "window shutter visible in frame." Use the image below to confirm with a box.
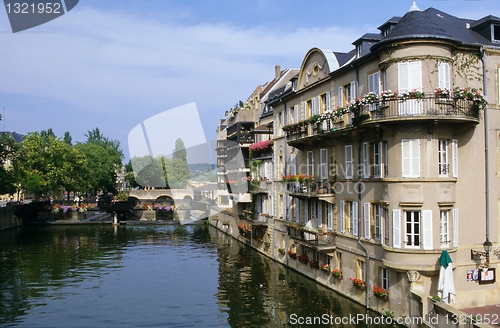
[315,96,320,115]
[398,62,409,93]
[311,200,317,219]
[423,210,433,250]
[304,199,309,222]
[452,139,458,178]
[412,139,420,177]
[363,142,370,178]
[453,208,459,247]
[410,61,422,91]
[350,81,357,100]
[338,87,343,107]
[364,202,371,239]
[286,108,291,125]
[352,201,359,236]
[393,209,401,248]
[402,140,411,177]
[325,92,331,111]
[327,203,333,230]
[290,154,296,175]
[307,151,314,177]
[345,145,353,179]
[339,200,345,233]
[320,148,328,179]
[294,105,298,123]
[318,202,323,228]
[438,62,450,89]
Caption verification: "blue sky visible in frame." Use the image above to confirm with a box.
[0,0,498,161]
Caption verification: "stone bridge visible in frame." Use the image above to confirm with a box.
[128,189,194,202]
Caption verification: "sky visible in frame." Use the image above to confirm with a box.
[0,0,498,162]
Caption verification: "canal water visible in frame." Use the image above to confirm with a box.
[0,224,392,327]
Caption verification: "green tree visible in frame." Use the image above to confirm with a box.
[129,155,169,188]
[63,131,72,146]
[16,132,88,198]
[167,138,190,189]
[0,133,19,195]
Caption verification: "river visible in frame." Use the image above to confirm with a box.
[0,223,394,327]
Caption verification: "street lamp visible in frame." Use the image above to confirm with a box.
[471,239,493,267]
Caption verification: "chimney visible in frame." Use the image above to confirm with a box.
[275,64,281,79]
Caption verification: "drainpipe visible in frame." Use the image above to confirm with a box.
[480,46,490,246]
[352,63,370,309]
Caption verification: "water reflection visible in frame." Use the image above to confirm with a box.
[0,225,390,327]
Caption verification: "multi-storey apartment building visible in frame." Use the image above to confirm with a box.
[212,3,500,320]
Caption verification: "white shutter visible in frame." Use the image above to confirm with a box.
[364,202,371,239]
[350,81,357,101]
[339,200,345,233]
[438,62,450,90]
[402,139,420,178]
[320,148,328,179]
[363,142,370,178]
[398,62,409,93]
[352,201,359,236]
[325,92,331,111]
[423,210,433,250]
[327,203,333,230]
[338,87,343,107]
[393,209,401,248]
[307,151,314,177]
[314,96,320,115]
[311,200,317,219]
[402,139,411,177]
[318,202,323,228]
[412,139,420,177]
[294,105,299,123]
[374,142,382,178]
[345,145,353,179]
[290,154,296,175]
[452,139,458,178]
[286,108,291,125]
[304,199,309,222]
[452,208,459,247]
[410,61,422,91]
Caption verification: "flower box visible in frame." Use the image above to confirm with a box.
[350,277,366,290]
[373,286,388,300]
[331,269,343,279]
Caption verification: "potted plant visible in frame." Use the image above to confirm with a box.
[320,263,331,272]
[331,269,343,279]
[350,277,366,290]
[288,249,297,259]
[373,285,389,301]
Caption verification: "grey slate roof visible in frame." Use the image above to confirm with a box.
[372,7,500,51]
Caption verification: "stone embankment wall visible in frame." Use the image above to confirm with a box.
[0,206,24,231]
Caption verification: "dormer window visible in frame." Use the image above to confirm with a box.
[494,24,500,42]
[356,45,362,58]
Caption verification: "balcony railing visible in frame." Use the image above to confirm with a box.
[285,94,480,144]
[286,180,335,197]
[286,224,336,249]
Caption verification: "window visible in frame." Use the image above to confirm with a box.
[382,268,389,290]
[357,259,365,280]
[321,92,331,112]
[384,208,390,246]
[402,139,420,177]
[339,200,345,233]
[293,105,299,124]
[368,71,380,111]
[307,151,314,177]
[393,209,401,248]
[438,62,451,90]
[335,251,342,270]
[320,148,328,179]
[405,210,420,248]
[494,24,500,42]
[440,210,450,248]
[438,140,449,176]
[398,61,422,115]
[374,203,382,241]
[345,145,353,179]
[327,203,333,231]
[339,200,356,234]
[339,82,356,107]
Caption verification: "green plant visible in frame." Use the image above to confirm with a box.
[432,295,441,302]
[384,310,394,319]
[113,192,129,202]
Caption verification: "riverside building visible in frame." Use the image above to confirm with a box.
[211,2,500,320]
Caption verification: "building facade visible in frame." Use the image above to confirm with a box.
[211,3,500,320]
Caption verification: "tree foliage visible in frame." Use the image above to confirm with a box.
[0,133,19,195]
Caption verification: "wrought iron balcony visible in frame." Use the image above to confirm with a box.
[286,180,336,199]
[286,93,480,146]
[286,223,336,250]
